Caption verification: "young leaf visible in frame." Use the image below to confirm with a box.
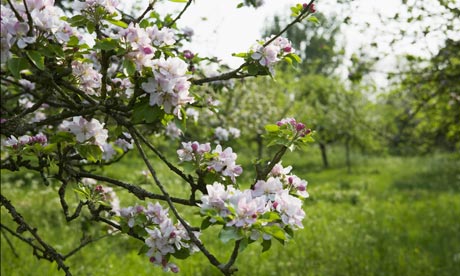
[264,124,280,132]
[123,59,136,76]
[261,225,286,241]
[26,51,45,70]
[219,227,242,243]
[261,239,272,252]
[7,57,29,79]
[137,244,150,255]
[76,144,103,162]
[106,18,128,28]
[307,16,320,25]
[200,217,213,230]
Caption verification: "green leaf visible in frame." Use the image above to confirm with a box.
[286,53,302,64]
[76,144,103,162]
[139,19,150,29]
[181,161,197,175]
[169,0,188,2]
[259,211,281,222]
[7,57,29,79]
[232,52,248,58]
[26,51,45,70]
[94,38,120,51]
[123,59,136,76]
[261,225,286,242]
[219,227,243,243]
[237,2,244,8]
[200,217,213,230]
[137,244,150,255]
[307,16,320,25]
[284,226,294,239]
[172,247,191,259]
[247,64,259,76]
[261,239,272,252]
[86,21,96,34]
[50,131,75,143]
[67,15,87,27]
[106,18,128,28]
[264,124,280,132]
[131,100,165,124]
[239,237,249,252]
[66,36,80,47]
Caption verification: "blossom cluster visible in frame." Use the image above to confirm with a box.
[277,117,311,138]
[73,0,120,15]
[1,0,78,62]
[141,57,194,118]
[214,126,241,142]
[80,178,120,215]
[200,168,306,238]
[71,60,102,95]
[60,116,108,149]
[119,203,200,273]
[177,142,243,183]
[119,23,176,70]
[251,36,295,74]
[3,133,47,149]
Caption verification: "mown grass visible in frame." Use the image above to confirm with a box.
[1,146,460,276]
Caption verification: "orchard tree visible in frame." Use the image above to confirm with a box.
[0,0,320,275]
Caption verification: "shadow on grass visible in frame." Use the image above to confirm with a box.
[392,155,460,192]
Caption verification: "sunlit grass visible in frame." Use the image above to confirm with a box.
[1,149,459,276]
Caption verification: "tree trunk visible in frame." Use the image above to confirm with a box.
[256,134,263,160]
[345,136,351,174]
[319,142,329,169]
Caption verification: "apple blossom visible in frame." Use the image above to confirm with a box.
[61,116,108,149]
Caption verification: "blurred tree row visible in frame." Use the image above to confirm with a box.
[201,0,459,171]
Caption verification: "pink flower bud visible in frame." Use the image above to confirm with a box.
[142,46,154,55]
[149,257,156,263]
[171,266,179,273]
[283,46,292,53]
[295,122,305,131]
[272,201,279,209]
[183,50,194,60]
[191,142,199,152]
[95,185,104,193]
[298,185,306,192]
[288,176,294,184]
[169,232,176,239]
[136,205,144,213]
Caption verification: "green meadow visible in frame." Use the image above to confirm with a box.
[2,147,459,276]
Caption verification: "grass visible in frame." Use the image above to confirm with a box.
[1,145,460,276]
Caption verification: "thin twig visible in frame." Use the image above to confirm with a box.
[167,0,193,28]
[0,227,20,257]
[263,0,315,47]
[129,127,224,271]
[130,126,196,188]
[63,234,111,259]
[74,171,198,206]
[136,0,157,23]
[6,0,24,23]
[1,194,72,276]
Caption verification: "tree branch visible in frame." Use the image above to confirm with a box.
[0,194,72,275]
[167,0,193,28]
[74,171,198,206]
[129,127,224,271]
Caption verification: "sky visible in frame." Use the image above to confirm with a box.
[124,0,459,86]
[148,0,401,67]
